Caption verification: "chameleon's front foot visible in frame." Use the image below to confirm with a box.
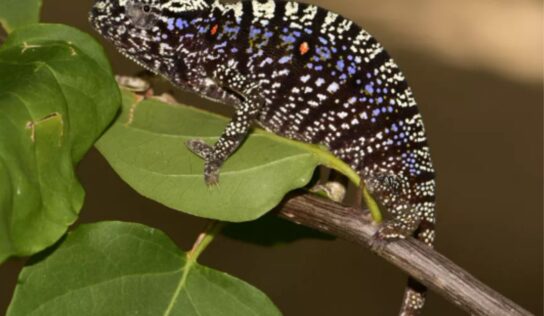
[186,139,220,186]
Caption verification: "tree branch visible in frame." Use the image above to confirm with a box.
[275,192,532,316]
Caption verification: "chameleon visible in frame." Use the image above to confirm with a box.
[89,0,437,314]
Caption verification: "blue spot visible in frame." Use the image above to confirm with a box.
[281,34,296,43]
[167,18,175,31]
[278,56,291,64]
[336,60,345,71]
[347,55,353,61]
[366,73,372,79]
[387,106,393,113]
[315,65,323,71]
[383,88,388,94]
[319,37,328,44]
[293,31,302,37]
[389,99,396,105]
[372,108,381,116]
[225,25,240,33]
[348,66,357,75]
[340,74,347,80]
[176,18,188,30]
[365,83,374,94]
[391,123,398,132]
[316,46,332,60]
[264,31,273,38]
[250,26,262,38]
[377,97,384,104]
[231,47,239,53]
[371,118,376,123]
[214,42,227,49]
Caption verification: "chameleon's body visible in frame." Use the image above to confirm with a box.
[90,0,436,314]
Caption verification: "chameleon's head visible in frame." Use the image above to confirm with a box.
[89,0,210,72]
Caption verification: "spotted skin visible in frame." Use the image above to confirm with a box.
[90,0,436,314]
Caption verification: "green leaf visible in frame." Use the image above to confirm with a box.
[97,90,365,222]
[0,24,121,263]
[0,0,42,33]
[7,221,282,316]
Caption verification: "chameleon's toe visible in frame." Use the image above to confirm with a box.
[204,161,221,187]
[369,221,408,252]
[186,139,212,159]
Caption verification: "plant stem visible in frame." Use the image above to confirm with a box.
[276,193,532,316]
[187,220,226,262]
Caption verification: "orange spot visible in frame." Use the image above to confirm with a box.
[299,42,310,55]
[210,24,219,36]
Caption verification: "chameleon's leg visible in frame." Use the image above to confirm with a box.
[194,77,242,107]
[395,214,435,316]
[370,210,422,250]
[187,67,263,186]
[362,171,422,250]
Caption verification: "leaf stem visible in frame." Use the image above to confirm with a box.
[187,220,225,262]
[268,138,383,223]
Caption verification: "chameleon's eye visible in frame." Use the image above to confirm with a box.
[126,2,157,30]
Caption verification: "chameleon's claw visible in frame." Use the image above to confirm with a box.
[369,233,388,253]
[369,221,407,253]
[204,161,220,187]
[186,139,221,186]
[186,139,212,159]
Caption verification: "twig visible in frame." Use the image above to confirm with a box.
[188,221,225,261]
[275,192,532,316]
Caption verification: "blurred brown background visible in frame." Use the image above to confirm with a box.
[1,0,542,315]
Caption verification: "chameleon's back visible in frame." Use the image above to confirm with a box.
[90,0,436,314]
[207,0,436,241]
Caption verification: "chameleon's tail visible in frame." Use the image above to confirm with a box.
[398,219,435,316]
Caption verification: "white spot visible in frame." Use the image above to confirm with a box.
[327,82,340,93]
[252,0,275,22]
[285,2,299,17]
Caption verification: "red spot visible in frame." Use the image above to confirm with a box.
[299,42,310,55]
[210,24,219,36]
